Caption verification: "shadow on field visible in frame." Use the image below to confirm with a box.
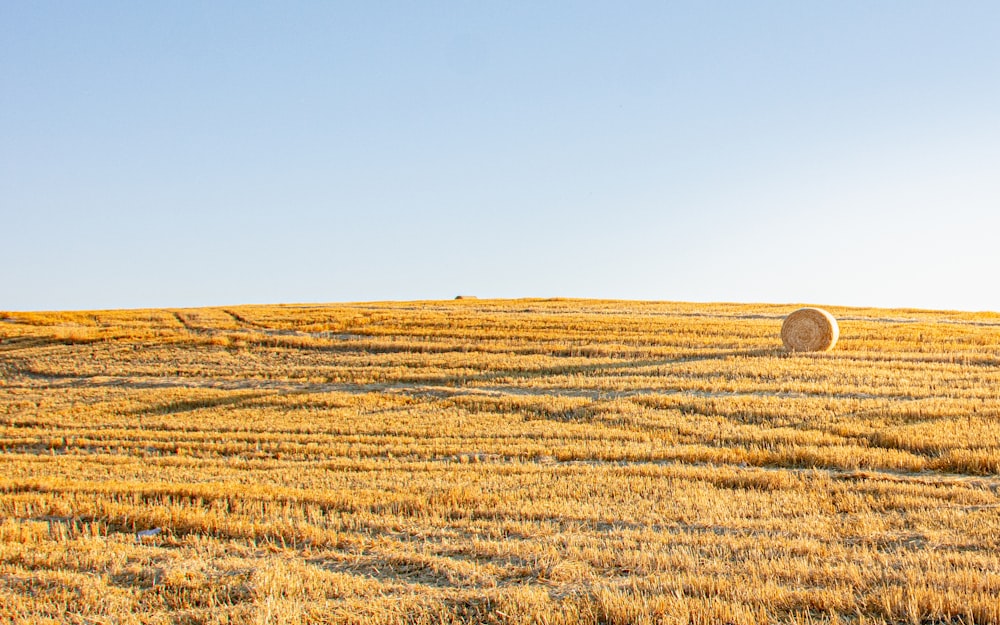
[126,392,276,419]
[437,347,787,388]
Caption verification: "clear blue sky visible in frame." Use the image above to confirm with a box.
[3,2,999,312]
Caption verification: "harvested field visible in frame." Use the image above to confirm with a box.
[2,299,1000,624]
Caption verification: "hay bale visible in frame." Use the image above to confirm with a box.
[781,308,839,352]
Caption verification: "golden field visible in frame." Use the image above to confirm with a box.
[2,299,1000,624]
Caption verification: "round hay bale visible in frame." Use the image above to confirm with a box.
[781,308,839,352]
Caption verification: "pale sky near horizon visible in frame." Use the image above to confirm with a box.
[3,2,1000,312]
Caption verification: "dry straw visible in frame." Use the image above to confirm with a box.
[781,307,839,352]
